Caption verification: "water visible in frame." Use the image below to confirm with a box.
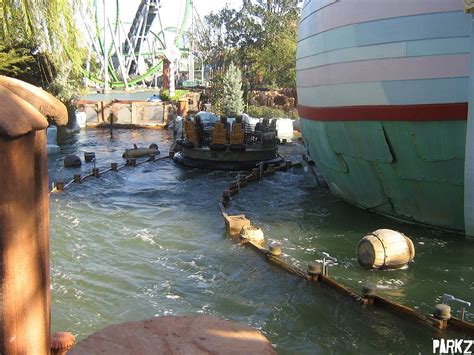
[49,129,474,354]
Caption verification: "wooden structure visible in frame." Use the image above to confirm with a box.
[224,214,251,238]
[211,122,227,145]
[77,100,171,128]
[357,229,415,269]
[230,123,245,145]
[0,76,67,354]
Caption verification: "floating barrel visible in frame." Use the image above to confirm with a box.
[356,229,415,269]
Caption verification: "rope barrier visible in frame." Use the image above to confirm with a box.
[219,159,474,335]
[49,154,171,195]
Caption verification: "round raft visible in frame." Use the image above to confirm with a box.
[173,146,283,171]
[357,229,415,269]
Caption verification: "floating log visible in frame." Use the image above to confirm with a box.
[357,229,415,269]
[122,144,160,159]
[123,148,159,159]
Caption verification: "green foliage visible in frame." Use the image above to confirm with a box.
[221,62,244,116]
[160,89,190,103]
[0,44,34,75]
[209,72,225,114]
[0,0,87,101]
[247,105,286,119]
[197,0,301,89]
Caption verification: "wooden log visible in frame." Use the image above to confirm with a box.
[318,275,366,304]
[448,317,474,336]
[372,296,443,329]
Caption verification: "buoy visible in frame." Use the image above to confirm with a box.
[55,181,65,191]
[433,304,451,320]
[111,162,118,171]
[92,168,100,178]
[356,229,415,269]
[84,152,95,163]
[64,154,81,168]
[307,261,323,276]
[239,226,265,245]
[269,242,282,256]
[73,174,81,183]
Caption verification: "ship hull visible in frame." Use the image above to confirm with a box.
[297,0,470,232]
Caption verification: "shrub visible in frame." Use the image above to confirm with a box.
[247,105,286,119]
[160,89,190,103]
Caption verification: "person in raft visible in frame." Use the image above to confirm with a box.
[194,115,205,147]
[220,115,231,140]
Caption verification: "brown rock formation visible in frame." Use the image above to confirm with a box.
[70,315,277,354]
[0,76,67,354]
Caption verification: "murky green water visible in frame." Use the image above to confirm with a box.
[49,129,473,354]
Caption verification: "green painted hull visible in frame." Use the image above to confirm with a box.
[301,119,466,232]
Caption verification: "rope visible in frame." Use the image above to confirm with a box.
[49,155,171,195]
[218,158,474,335]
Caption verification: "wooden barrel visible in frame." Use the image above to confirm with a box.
[356,229,415,269]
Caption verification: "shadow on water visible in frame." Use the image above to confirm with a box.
[49,129,473,354]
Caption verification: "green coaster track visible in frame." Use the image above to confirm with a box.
[83,0,192,89]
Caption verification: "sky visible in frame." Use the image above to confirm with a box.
[94,0,243,43]
[117,0,242,26]
[192,0,241,17]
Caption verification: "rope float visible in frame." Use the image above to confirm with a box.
[50,144,171,195]
[219,160,474,336]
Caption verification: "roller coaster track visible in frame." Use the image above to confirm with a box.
[82,0,192,89]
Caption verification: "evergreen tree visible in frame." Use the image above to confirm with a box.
[221,62,244,116]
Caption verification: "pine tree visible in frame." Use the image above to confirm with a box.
[221,62,244,116]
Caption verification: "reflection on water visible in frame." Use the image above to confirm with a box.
[49,129,474,353]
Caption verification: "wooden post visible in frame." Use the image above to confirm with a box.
[0,130,51,354]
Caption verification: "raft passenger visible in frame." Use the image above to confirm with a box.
[220,115,231,140]
[194,115,205,147]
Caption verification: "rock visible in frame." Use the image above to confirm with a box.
[70,315,276,355]
[64,155,81,168]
